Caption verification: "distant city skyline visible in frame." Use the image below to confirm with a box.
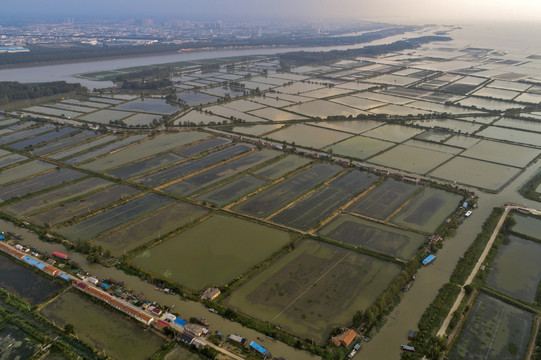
[2,0,541,24]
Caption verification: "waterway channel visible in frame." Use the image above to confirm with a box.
[360,159,541,359]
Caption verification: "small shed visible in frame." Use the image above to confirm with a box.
[201,287,221,301]
[52,251,69,260]
[228,334,246,345]
[422,255,436,265]
[180,333,194,345]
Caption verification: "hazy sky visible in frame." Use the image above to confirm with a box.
[3,0,541,23]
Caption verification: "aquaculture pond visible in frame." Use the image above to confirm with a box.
[253,155,311,180]
[131,215,290,289]
[348,178,421,220]
[390,187,462,233]
[512,215,541,240]
[429,156,520,191]
[0,167,85,201]
[449,293,532,360]
[29,184,139,227]
[272,170,378,231]
[226,239,401,343]
[1,177,111,217]
[0,254,63,305]
[138,143,253,186]
[318,214,426,259]
[195,174,268,207]
[57,193,174,241]
[324,135,395,160]
[163,149,279,197]
[41,290,163,360]
[485,234,541,303]
[0,326,38,360]
[234,163,342,218]
[93,201,208,257]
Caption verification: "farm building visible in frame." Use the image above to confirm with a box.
[185,323,206,337]
[422,254,436,265]
[148,306,162,316]
[228,334,247,345]
[201,287,221,301]
[331,329,357,347]
[180,333,194,345]
[0,242,25,259]
[165,313,176,322]
[72,280,154,325]
[174,318,187,327]
[249,341,269,357]
[52,251,69,260]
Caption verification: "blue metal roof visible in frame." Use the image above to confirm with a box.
[59,273,70,281]
[249,341,268,355]
[0,235,4,239]
[422,255,436,265]
[463,201,468,208]
[174,318,187,326]
[21,256,46,270]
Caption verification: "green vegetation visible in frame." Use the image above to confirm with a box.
[0,286,100,359]
[519,169,541,202]
[450,207,505,285]
[402,283,460,359]
[0,81,85,105]
[279,36,451,67]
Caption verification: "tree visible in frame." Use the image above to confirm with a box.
[424,335,447,360]
[64,323,75,335]
[352,310,363,328]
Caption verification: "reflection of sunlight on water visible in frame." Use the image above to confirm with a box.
[451,22,541,53]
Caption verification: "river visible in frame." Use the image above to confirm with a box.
[0,26,445,90]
